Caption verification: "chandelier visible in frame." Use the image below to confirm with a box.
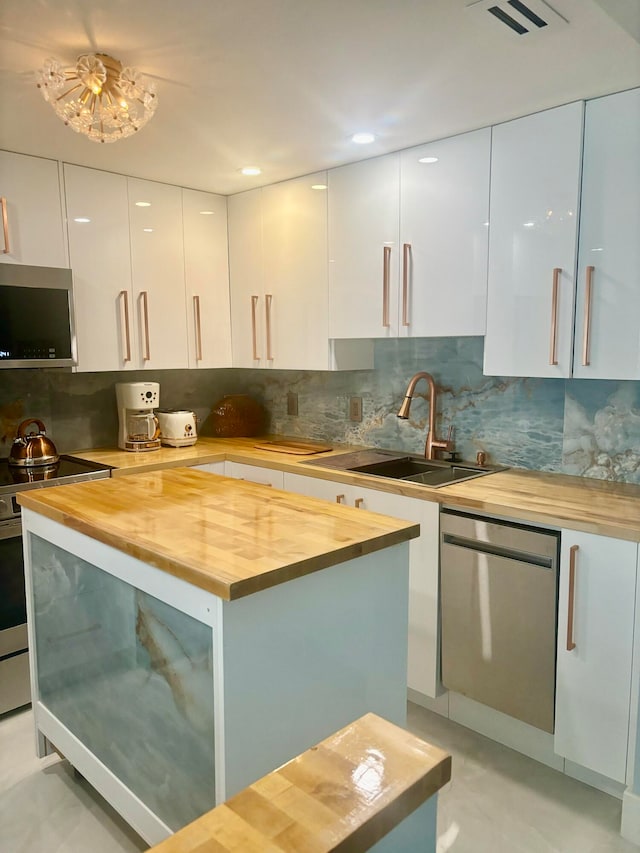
[36,53,157,144]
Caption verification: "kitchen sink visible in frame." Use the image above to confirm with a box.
[306,450,505,488]
[349,456,500,487]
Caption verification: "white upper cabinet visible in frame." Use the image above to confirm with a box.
[399,128,490,337]
[128,178,189,370]
[182,189,231,369]
[262,173,329,370]
[228,188,265,368]
[0,151,66,268]
[328,153,401,338]
[64,165,136,372]
[483,102,583,378]
[573,88,640,380]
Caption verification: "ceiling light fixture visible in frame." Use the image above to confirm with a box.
[240,166,262,176]
[135,201,151,207]
[352,132,375,144]
[311,184,327,190]
[36,53,157,144]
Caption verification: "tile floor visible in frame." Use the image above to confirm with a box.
[1,702,639,852]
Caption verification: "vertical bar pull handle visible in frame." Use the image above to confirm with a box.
[251,295,260,360]
[193,295,203,361]
[141,291,151,361]
[119,290,131,363]
[402,243,411,326]
[549,268,561,365]
[567,544,578,652]
[265,293,274,360]
[336,494,345,504]
[1,197,9,254]
[382,246,391,328]
[582,266,594,367]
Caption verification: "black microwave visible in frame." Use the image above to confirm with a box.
[0,263,76,368]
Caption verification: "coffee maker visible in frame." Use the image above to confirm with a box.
[116,382,161,452]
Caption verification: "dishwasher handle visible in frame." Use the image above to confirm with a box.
[442,533,554,570]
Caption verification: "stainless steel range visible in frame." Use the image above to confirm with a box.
[0,455,111,715]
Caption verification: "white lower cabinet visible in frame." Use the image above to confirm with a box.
[555,530,638,783]
[225,462,284,489]
[191,462,226,475]
[283,472,440,698]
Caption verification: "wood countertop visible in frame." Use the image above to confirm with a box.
[70,437,640,541]
[147,712,451,853]
[17,468,419,600]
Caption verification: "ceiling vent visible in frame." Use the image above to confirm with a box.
[467,0,569,35]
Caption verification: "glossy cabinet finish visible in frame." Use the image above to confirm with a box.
[328,153,401,338]
[228,188,264,368]
[64,165,136,372]
[182,190,231,369]
[225,462,284,489]
[573,88,640,379]
[262,173,329,369]
[0,151,66,268]
[129,178,189,370]
[555,530,637,783]
[399,129,490,337]
[484,102,583,378]
[283,471,441,699]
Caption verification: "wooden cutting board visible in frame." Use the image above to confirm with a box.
[253,440,333,455]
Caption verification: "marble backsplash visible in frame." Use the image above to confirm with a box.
[3,337,640,483]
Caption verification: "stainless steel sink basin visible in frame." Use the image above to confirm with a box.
[305,450,505,488]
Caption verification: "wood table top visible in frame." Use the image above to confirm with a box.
[147,712,451,853]
[70,437,640,541]
[18,467,419,600]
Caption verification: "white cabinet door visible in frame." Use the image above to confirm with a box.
[182,189,231,369]
[283,472,441,698]
[128,178,188,370]
[0,151,66,267]
[225,462,284,489]
[228,189,264,368]
[192,462,226,475]
[262,173,329,370]
[328,153,400,338]
[64,165,136,372]
[399,128,490,337]
[555,531,637,783]
[484,102,583,378]
[573,88,640,380]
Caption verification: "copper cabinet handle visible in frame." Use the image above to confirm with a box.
[402,243,411,326]
[567,544,578,652]
[265,293,274,360]
[1,197,9,254]
[549,268,561,366]
[141,291,151,361]
[582,266,594,367]
[193,295,203,361]
[336,494,345,504]
[355,498,364,508]
[382,246,391,327]
[119,290,131,363]
[251,295,260,360]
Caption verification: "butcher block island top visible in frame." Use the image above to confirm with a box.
[17,467,419,600]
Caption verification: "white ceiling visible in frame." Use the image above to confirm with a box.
[0,0,639,195]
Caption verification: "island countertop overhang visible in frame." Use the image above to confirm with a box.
[17,467,419,601]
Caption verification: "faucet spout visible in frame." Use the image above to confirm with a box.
[396,371,454,461]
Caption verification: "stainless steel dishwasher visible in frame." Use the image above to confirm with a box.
[440,509,559,733]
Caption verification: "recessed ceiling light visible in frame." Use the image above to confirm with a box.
[311,184,327,190]
[143,228,154,233]
[418,156,439,164]
[135,201,151,207]
[240,166,261,176]
[73,217,91,223]
[199,210,215,215]
[352,132,375,144]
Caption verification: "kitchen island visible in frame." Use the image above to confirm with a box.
[18,468,418,846]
